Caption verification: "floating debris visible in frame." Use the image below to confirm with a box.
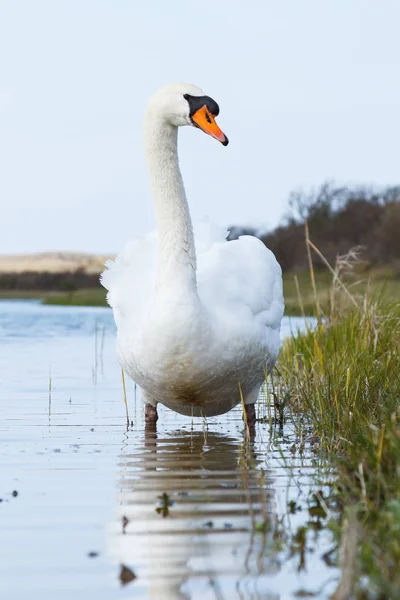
[122,515,129,534]
[294,590,317,598]
[119,564,136,586]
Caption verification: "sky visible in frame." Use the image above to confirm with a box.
[0,0,399,254]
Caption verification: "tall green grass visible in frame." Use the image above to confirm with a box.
[278,245,400,598]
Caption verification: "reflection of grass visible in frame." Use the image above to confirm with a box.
[278,253,400,597]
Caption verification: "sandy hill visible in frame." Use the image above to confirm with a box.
[0,252,114,274]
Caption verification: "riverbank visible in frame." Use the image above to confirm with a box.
[277,264,400,597]
[1,266,399,317]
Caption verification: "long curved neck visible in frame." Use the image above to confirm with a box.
[144,113,197,292]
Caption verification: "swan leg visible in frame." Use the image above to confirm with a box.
[144,404,158,425]
[145,403,158,423]
[244,404,256,428]
[243,386,261,428]
[144,393,158,424]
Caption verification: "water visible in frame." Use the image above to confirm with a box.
[0,301,338,599]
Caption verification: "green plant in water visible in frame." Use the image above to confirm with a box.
[290,526,308,571]
[155,492,173,518]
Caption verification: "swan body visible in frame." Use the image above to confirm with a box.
[101,83,284,418]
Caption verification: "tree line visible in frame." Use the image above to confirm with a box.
[0,269,100,291]
[228,182,400,272]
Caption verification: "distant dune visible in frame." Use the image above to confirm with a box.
[0,252,114,274]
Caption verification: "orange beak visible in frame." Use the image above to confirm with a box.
[191,105,229,146]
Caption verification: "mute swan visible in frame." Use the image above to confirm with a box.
[101,83,284,426]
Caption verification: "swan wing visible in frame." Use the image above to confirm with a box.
[101,224,284,342]
[100,232,157,330]
[197,234,284,332]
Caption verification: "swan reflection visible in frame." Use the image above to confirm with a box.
[110,424,280,599]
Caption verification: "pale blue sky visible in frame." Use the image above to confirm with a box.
[1,0,399,254]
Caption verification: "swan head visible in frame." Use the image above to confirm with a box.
[148,83,229,146]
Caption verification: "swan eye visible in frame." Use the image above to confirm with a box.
[184,93,220,119]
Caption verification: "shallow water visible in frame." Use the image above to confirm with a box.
[0,301,337,599]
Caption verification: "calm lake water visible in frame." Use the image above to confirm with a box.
[0,301,337,599]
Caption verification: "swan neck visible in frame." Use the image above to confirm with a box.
[145,115,197,290]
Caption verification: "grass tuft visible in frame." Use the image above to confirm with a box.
[278,240,400,598]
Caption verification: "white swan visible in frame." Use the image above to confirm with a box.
[101,83,284,424]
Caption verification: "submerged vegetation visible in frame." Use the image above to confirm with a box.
[276,243,400,598]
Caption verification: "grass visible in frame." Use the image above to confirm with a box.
[283,265,400,316]
[0,289,56,300]
[0,287,108,306]
[277,249,400,598]
[42,288,108,306]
